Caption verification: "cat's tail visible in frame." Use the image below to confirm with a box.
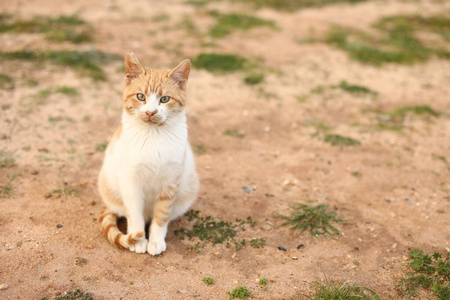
[99,209,144,249]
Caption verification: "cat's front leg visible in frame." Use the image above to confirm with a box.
[122,185,147,254]
[147,184,177,255]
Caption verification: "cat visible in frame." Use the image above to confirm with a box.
[98,52,199,255]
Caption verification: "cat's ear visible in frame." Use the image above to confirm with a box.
[124,52,145,85]
[168,59,191,90]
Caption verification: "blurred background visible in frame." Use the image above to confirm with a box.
[0,0,449,299]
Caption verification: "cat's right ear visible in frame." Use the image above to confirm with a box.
[125,52,144,85]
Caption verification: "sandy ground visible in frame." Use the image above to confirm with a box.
[1,0,449,299]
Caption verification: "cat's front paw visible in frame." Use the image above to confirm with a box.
[129,238,148,254]
[147,239,166,255]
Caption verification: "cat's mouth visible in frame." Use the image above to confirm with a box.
[147,117,164,125]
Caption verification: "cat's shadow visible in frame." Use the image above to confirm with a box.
[117,217,151,239]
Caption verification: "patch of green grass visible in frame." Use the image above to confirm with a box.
[397,249,449,300]
[244,73,264,85]
[54,288,93,300]
[192,143,206,155]
[0,73,14,90]
[227,286,253,299]
[2,104,11,110]
[325,13,450,65]
[52,185,80,198]
[0,50,120,81]
[0,14,92,44]
[334,80,378,97]
[55,86,80,96]
[323,134,361,147]
[432,154,449,166]
[0,181,14,199]
[152,14,170,22]
[194,53,246,73]
[279,203,346,238]
[375,105,443,131]
[351,171,362,178]
[250,238,266,248]
[174,210,255,251]
[208,11,276,38]
[75,257,87,266]
[95,141,108,153]
[298,276,381,300]
[0,150,15,168]
[223,128,245,138]
[202,277,214,285]
[259,278,268,286]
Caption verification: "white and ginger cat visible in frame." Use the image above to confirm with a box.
[98,53,199,255]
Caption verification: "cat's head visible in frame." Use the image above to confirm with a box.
[122,52,190,126]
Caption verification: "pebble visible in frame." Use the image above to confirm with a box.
[242,186,251,194]
[278,246,287,251]
[385,199,391,203]
[296,244,304,249]
[292,257,298,260]
[37,266,43,270]
[56,224,63,228]
[0,283,9,290]
[265,193,274,197]
[44,193,52,199]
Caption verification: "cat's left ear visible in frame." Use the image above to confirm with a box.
[168,59,191,90]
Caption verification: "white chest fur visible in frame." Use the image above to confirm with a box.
[103,112,188,203]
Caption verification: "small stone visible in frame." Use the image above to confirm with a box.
[31,170,39,175]
[292,257,298,260]
[278,246,287,251]
[56,224,63,228]
[44,193,52,199]
[83,244,93,249]
[37,266,43,270]
[242,186,251,194]
[354,247,360,251]
[296,244,304,249]
[55,292,61,296]
[265,193,274,197]
[0,284,9,290]
[385,199,391,203]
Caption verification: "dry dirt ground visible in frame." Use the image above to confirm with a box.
[1,0,449,299]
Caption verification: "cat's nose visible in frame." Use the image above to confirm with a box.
[145,110,157,118]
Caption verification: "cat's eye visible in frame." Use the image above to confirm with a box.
[137,93,146,101]
[160,96,170,103]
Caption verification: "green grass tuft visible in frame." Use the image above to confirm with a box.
[194,53,246,73]
[279,203,346,238]
[323,134,361,147]
[397,249,449,300]
[298,276,381,300]
[174,210,255,251]
[0,181,14,199]
[227,286,253,299]
[54,288,93,300]
[0,150,15,168]
[1,50,120,81]
[250,238,266,248]
[223,128,245,138]
[202,277,214,286]
[259,278,268,286]
[209,11,275,38]
[0,73,14,90]
[52,185,80,198]
[244,73,264,85]
[95,141,108,153]
[0,14,92,44]
[326,13,450,65]
[334,80,378,97]
[375,105,443,131]
[235,0,369,11]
